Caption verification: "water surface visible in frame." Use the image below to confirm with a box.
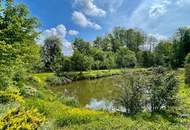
[50,75,124,110]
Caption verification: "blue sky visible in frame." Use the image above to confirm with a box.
[16,0,190,55]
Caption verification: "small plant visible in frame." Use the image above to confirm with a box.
[0,87,24,104]
[0,107,45,130]
[59,96,79,107]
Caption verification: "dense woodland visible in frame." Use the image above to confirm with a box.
[1,0,190,129]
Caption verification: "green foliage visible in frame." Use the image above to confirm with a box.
[0,87,24,104]
[20,85,38,97]
[118,72,147,114]
[116,48,137,68]
[55,108,102,127]
[138,51,155,67]
[45,75,71,86]
[118,68,179,114]
[41,36,63,72]
[154,40,173,67]
[0,107,45,130]
[63,56,72,72]
[0,0,38,43]
[185,64,190,84]
[185,53,190,64]
[171,27,190,67]
[100,51,116,69]
[59,96,79,107]
[71,51,94,71]
[73,38,92,55]
[149,67,178,112]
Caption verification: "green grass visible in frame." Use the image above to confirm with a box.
[27,68,190,129]
[33,68,146,83]
[33,73,54,85]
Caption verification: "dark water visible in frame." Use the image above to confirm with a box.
[50,75,124,111]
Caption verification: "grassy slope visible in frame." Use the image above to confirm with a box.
[27,69,190,130]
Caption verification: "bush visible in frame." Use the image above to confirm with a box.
[185,64,190,84]
[0,87,24,104]
[20,85,38,97]
[118,68,179,114]
[59,96,79,107]
[149,68,178,112]
[45,76,72,86]
[185,53,190,64]
[63,56,72,72]
[118,72,147,114]
[0,107,45,130]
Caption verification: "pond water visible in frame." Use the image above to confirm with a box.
[50,75,125,111]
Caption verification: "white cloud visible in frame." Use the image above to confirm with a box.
[37,24,78,55]
[72,11,102,30]
[68,30,79,36]
[74,0,106,17]
[127,0,190,37]
[149,0,171,18]
[148,33,167,40]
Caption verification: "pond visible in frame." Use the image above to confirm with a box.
[50,75,125,111]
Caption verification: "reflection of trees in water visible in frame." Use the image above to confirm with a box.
[51,75,124,107]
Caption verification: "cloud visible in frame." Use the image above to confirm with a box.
[127,0,190,37]
[74,0,106,17]
[149,33,168,40]
[72,11,102,30]
[149,0,171,17]
[68,30,79,36]
[38,24,78,55]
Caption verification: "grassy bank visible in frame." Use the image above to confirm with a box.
[26,69,190,129]
[33,68,145,86]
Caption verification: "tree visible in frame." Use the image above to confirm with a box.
[90,48,105,70]
[126,29,145,53]
[171,27,190,67]
[41,36,63,72]
[185,53,190,84]
[116,48,137,68]
[154,40,173,67]
[0,0,38,43]
[0,0,40,88]
[138,51,155,67]
[63,56,72,72]
[71,51,94,71]
[73,38,91,55]
[101,52,116,70]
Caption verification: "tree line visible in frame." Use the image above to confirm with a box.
[40,26,190,74]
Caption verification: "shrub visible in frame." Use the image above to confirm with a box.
[45,76,72,86]
[59,96,79,107]
[149,68,178,112]
[0,107,45,130]
[0,87,24,104]
[118,72,147,114]
[118,68,179,114]
[185,52,190,64]
[185,64,190,84]
[20,85,38,97]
